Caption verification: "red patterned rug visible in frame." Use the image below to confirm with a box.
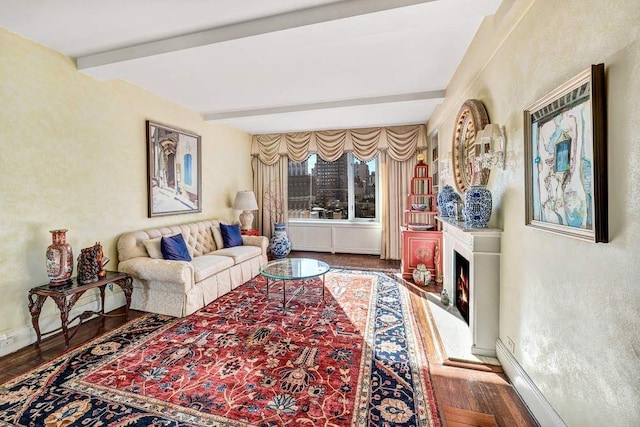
[0,269,440,426]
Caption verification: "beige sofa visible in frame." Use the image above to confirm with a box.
[117,219,268,317]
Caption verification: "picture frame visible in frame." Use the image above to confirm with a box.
[146,121,202,217]
[523,64,608,242]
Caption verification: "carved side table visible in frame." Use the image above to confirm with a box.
[28,271,133,348]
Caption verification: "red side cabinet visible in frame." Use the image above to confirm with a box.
[401,229,442,283]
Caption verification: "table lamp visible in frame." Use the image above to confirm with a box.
[233,191,259,230]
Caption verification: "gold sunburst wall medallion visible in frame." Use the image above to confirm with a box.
[452,99,490,193]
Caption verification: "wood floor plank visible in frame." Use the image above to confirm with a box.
[444,405,498,426]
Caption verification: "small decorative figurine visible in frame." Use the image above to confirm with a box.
[441,289,450,306]
[77,242,109,284]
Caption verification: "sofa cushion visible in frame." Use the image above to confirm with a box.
[213,245,262,264]
[220,223,243,248]
[143,237,163,259]
[210,226,224,250]
[161,234,192,261]
[191,255,235,282]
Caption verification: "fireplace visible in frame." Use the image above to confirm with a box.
[455,251,470,325]
[440,217,501,357]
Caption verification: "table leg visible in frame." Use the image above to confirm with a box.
[115,276,133,319]
[322,274,325,301]
[99,286,106,315]
[50,294,71,348]
[52,291,85,348]
[28,293,47,346]
[282,279,286,311]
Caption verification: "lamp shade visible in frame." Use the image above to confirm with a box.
[233,191,258,211]
[483,123,503,139]
[482,123,505,153]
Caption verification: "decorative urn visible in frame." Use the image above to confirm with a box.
[462,184,492,228]
[46,229,73,284]
[269,222,291,259]
[437,185,461,217]
[412,264,432,286]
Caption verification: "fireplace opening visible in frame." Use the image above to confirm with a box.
[455,251,470,325]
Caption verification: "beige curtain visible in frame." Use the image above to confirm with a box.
[252,156,288,239]
[251,124,427,256]
[252,124,426,164]
[380,151,417,260]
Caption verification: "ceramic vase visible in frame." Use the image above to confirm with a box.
[412,264,432,286]
[437,185,461,217]
[269,222,291,259]
[46,229,73,284]
[462,185,492,228]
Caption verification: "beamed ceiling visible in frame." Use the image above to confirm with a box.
[0,0,502,134]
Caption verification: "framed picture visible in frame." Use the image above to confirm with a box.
[524,64,608,242]
[146,121,202,217]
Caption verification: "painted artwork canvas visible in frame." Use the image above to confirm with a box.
[147,121,202,217]
[530,87,592,228]
[524,64,608,242]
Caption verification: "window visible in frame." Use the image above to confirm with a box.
[288,153,378,221]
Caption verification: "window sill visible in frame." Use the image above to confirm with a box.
[288,219,380,226]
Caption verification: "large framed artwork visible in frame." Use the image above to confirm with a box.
[524,64,608,242]
[147,121,202,217]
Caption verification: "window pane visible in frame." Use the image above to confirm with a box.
[287,153,377,221]
[287,155,315,219]
[316,154,349,219]
[353,156,376,219]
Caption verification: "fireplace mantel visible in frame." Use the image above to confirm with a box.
[438,216,502,357]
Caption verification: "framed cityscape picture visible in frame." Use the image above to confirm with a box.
[523,64,608,242]
[146,121,202,217]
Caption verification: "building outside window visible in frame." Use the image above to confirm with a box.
[288,153,377,221]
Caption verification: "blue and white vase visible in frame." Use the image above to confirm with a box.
[438,185,461,217]
[462,185,492,228]
[269,222,291,259]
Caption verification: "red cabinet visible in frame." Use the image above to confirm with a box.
[401,229,442,283]
[401,157,443,283]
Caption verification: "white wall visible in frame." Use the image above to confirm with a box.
[0,28,253,345]
[428,0,640,424]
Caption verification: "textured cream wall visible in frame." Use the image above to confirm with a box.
[0,29,252,333]
[428,0,640,424]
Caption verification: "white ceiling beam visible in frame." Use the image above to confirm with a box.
[203,90,446,120]
[76,0,437,69]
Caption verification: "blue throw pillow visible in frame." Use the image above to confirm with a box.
[220,223,243,248]
[161,234,192,261]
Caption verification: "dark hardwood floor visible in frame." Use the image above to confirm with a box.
[0,252,537,427]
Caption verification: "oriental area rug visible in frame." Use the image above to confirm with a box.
[0,270,440,426]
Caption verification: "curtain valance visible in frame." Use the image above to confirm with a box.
[251,124,427,165]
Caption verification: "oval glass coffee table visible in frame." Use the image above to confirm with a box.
[260,258,330,311]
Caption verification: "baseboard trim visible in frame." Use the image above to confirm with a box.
[0,293,126,358]
[496,339,566,427]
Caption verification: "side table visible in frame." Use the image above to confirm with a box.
[28,270,133,348]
